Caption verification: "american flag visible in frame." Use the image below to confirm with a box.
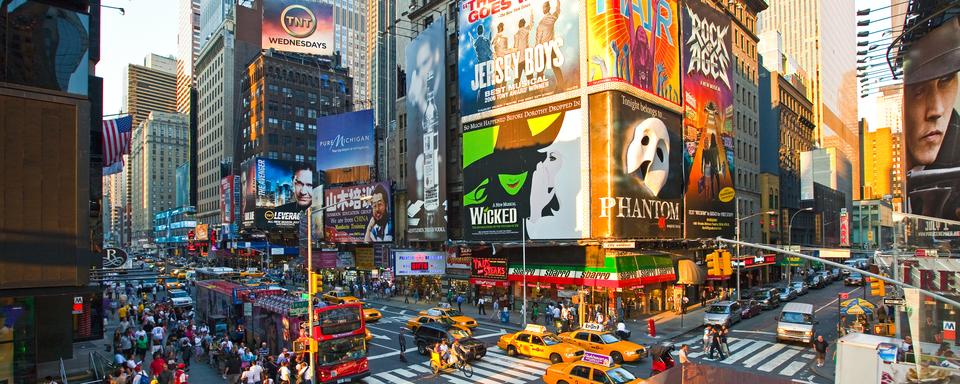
[102,115,132,168]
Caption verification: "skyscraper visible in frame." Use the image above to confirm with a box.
[124,54,177,128]
[321,0,369,105]
[130,112,190,246]
[861,126,895,200]
[177,0,201,114]
[759,0,861,200]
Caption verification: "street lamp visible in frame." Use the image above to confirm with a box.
[787,207,814,286]
[306,194,371,378]
[735,199,776,301]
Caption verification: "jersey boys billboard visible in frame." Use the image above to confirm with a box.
[682,0,735,238]
[458,0,580,117]
[462,98,586,241]
[587,0,681,106]
[589,91,683,239]
[262,0,333,55]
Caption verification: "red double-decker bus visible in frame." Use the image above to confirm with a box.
[312,302,369,382]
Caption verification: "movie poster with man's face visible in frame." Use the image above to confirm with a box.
[462,98,587,241]
[240,157,316,230]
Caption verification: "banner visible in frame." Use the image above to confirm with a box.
[589,91,683,239]
[462,98,586,240]
[457,0,581,116]
[394,251,446,276]
[586,0,681,106]
[681,0,735,239]
[405,17,448,241]
[195,223,209,241]
[323,182,393,243]
[177,163,190,208]
[336,251,354,269]
[262,0,333,55]
[241,157,317,230]
[220,176,234,224]
[355,247,374,270]
[315,109,375,172]
[839,208,850,247]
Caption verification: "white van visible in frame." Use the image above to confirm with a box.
[776,302,817,344]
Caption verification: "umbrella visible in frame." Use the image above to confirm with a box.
[841,298,876,316]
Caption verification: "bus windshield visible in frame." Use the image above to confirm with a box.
[318,306,363,335]
[317,335,366,366]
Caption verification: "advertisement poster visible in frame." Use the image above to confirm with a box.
[588,91,683,239]
[309,185,324,242]
[457,0,581,116]
[681,0,735,238]
[220,176,234,224]
[310,250,337,270]
[195,223,209,241]
[839,208,850,247]
[315,109,375,172]
[471,258,507,280]
[405,17,448,241]
[262,0,333,55]
[394,251,446,276]
[355,247,374,270]
[176,163,190,207]
[586,0,681,106]
[323,182,393,243]
[241,157,317,230]
[336,251,354,269]
[462,98,586,241]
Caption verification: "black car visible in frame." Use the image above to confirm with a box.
[752,287,781,310]
[807,274,826,289]
[413,322,487,361]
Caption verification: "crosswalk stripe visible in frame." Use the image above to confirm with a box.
[391,368,417,377]
[444,377,476,384]
[722,340,768,364]
[742,343,787,368]
[484,354,550,369]
[466,364,529,384]
[484,356,551,374]
[678,335,705,347]
[779,360,808,376]
[758,348,801,372]
[407,364,432,374]
[802,354,815,359]
[364,377,386,384]
[474,360,540,381]
[486,348,552,367]
[374,372,415,384]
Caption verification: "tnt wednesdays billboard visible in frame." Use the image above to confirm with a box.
[457,0,580,117]
[462,98,587,241]
[262,0,333,55]
[315,110,375,173]
[405,17,448,241]
[589,91,683,239]
[586,0,681,106]
[241,157,317,230]
[681,0,735,239]
[322,182,393,243]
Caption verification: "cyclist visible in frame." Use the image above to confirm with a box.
[449,339,466,366]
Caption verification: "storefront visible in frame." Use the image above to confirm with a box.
[393,250,446,301]
[470,256,509,306]
[735,254,779,291]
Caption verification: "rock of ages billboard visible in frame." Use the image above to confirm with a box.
[458,0,580,117]
[682,0,735,238]
[587,0,681,106]
[589,91,683,239]
[241,157,317,230]
[462,98,586,241]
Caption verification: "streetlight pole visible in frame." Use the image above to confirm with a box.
[735,202,775,301]
[522,221,527,328]
[787,207,813,286]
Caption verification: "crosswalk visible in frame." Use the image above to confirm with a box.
[671,335,816,377]
[363,348,549,384]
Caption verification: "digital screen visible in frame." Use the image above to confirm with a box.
[394,251,446,276]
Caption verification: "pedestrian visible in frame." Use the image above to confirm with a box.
[477,297,486,315]
[456,294,464,312]
[531,302,539,324]
[278,361,291,384]
[397,326,408,362]
[720,325,730,356]
[173,363,188,384]
[297,360,313,384]
[702,326,711,354]
[813,335,829,367]
[491,299,500,321]
[708,326,725,360]
[678,344,690,365]
[223,353,243,384]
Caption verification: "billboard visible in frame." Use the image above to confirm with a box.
[355,247,374,270]
[457,0,581,116]
[195,223,209,241]
[839,208,850,247]
[176,163,190,208]
[322,182,393,243]
[588,91,683,239]
[315,109,375,172]
[220,176,234,224]
[462,98,586,240]
[262,0,333,55]
[405,18,448,241]
[394,251,446,276]
[586,0,681,106]
[681,0,735,238]
[241,158,317,230]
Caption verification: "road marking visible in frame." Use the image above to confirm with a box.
[407,364,432,374]
[484,353,550,369]
[486,348,552,366]
[816,287,862,313]
[474,361,540,381]
[722,340,767,364]
[369,342,398,351]
[473,329,507,339]
[366,325,401,334]
[466,364,530,384]
[731,330,777,336]
[484,356,550,373]
[742,343,787,368]
[391,368,417,378]
[780,361,808,376]
[367,350,401,360]
[677,335,705,346]
[802,354,815,359]
[444,377,476,384]
[373,372,414,384]
[400,310,407,315]
[758,348,801,372]
[364,376,386,384]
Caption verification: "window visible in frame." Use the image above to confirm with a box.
[574,332,589,341]
[531,337,544,346]
[589,334,602,343]
[570,366,591,379]
[593,370,612,384]
[295,122,305,131]
[516,334,531,343]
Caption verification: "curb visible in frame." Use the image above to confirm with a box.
[809,360,835,382]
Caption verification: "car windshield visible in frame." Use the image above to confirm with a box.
[170,291,189,299]
[850,273,862,279]
[542,334,562,346]
[606,368,638,384]
[317,335,366,366]
[780,312,814,325]
[444,309,463,317]
[707,305,730,314]
[437,317,457,326]
[449,328,471,340]
[791,283,803,288]
[753,291,770,299]
[599,333,621,344]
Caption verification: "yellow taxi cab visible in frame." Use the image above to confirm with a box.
[418,307,478,329]
[164,279,184,290]
[405,312,472,335]
[365,328,373,342]
[240,269,265,279]
[322,290,360,305]
[361,303,382,322]
[497,324,584,364]
[559,323,648,364]
[169,269,183,278]
[543,352,645,384]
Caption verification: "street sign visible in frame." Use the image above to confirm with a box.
[72,296,83,314]
[839,293,849,300]
[945,321,956,341]
[289,300,309,316]
[884,298,905,306]
[603,241,635,249]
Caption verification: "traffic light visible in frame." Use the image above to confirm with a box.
[720,250,733,276]
[706,251,722,276]
[870,277,885,297]
[311,272,323,293]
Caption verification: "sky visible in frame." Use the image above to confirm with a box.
[855,0,900,132]
[96,1,178,115]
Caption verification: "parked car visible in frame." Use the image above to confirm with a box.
[790,281,809,296]
[845,272,866,286]
[818,271,834,284]
[778,287,798,302]
[413,323,486,361]
[829,269,842,281]
[807,274,826,289]
[704,301,742,327]
[738,299,762,319]
[752,288,781,310]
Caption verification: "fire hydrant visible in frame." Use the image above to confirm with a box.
[647,319,656,338]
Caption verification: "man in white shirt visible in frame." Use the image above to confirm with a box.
[678,344,690,364]
[278,361,291,383]
[246,361,263,383]
[150,325,165,354]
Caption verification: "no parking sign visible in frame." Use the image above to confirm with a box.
[944,321,956,341]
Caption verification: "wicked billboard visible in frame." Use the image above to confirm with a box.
[681,0,735,238]
[589,91,683,239]
[462,98,586,241]
[457,0,581,117]
[241,157,317,230]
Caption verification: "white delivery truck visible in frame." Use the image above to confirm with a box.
[835,333,902,383]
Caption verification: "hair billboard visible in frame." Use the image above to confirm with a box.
[586,0,681,106]
[405,17,448,241]
[262,0,333,55]
[240,157,317,230]
[457,0,581,117]
[462,98,586,241]
[322,182,393,243]
[682,0,735,239]
[589,91,683,239]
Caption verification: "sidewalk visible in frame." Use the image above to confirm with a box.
[809,353,836,382]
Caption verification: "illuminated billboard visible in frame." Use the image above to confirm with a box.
[682,0,735,239]
[586,0,681,106]
[241,157,317,230]
[315,109,375,172]
[322,182,393,243]
[457,0,581,116]
[462,98,586,240]
[220,176,234,224]
[589,91,683,239]
[262,0,333,55]
[394,251,446,276]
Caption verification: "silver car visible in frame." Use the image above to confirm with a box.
[704,301,742,327]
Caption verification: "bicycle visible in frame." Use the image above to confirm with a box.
[430,351,473,377]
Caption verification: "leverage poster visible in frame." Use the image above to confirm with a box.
[458,0,580,116]
[589,91,683,239]
[682,0,735,238]
[462,98,586,241]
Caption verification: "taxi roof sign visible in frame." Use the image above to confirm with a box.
[524,324,548,334]
[581,352,613,367]
[581,323,604,332]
